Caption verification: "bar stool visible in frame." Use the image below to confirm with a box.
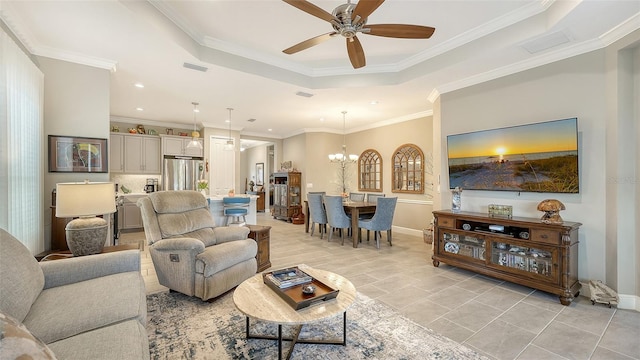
[223,196,250,226]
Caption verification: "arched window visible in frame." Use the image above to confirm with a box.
[358,149,382,192]
[392,144,424,194]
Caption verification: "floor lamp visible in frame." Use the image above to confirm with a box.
[55,181,116,256]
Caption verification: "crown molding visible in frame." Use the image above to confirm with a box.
[600,11,640,47]
[433,36,607,97]
[349,110,433,134]
[34,45,117,70]
[427,89,441,104]
[110,115,191,130]
[398,0,551,69]
[148,0,552,79]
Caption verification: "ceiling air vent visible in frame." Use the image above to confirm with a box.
[247,118,256,122]
[295,91,314,98]
[183,62,208,72]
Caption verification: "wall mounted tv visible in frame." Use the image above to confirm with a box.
[447,118,579,193]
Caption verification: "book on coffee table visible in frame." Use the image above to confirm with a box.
[262,266,340,310]
[265,267,312,289]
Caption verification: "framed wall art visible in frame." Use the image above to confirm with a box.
[48,135,108,173]
[256,162,264,185]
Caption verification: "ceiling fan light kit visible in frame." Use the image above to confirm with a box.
[282,0,435,69]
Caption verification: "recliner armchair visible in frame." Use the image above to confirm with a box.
[137,190,257,301]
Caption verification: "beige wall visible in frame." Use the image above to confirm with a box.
[435,29,640,307]
[39,56,110,250]
[282,117,434,235]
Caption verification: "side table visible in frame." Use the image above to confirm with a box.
[38,243,140,261]
[246,225,271,272]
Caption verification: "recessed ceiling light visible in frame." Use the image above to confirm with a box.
[320,117,325,122]
[370,100,378,105]
[134,83,144,88]
[225,119,230,123]
[136,107,144,111]
[268,129,272,132]
[193,108,200,113]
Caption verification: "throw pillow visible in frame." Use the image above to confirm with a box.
[0,312,57,360]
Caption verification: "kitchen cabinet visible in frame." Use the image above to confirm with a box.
[161,135,203,157]
[110,134,124,173]
[123,135,161,174]
[120,195,145,230]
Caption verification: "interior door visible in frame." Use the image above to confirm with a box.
[209,137,235,195]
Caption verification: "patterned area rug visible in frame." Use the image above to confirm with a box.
[147,290,489,360]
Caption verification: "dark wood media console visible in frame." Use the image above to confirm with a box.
[432,210,582,305]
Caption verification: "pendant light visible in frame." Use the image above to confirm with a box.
[328,111,358,163]
[186,102,202,150]
[223,107,235,151]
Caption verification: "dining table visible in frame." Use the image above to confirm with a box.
[304,199,377,248]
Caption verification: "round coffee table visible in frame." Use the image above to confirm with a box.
[233,264,356,360]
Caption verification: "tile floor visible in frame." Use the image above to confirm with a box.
[121,212,639,360]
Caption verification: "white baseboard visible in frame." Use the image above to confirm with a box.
[391,226,424,238]
[618,294,640,311]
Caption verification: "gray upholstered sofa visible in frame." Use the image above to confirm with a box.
[137,190,257,301]
[0,228,149,359]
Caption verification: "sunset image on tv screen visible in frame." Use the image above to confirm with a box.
[447,118,579,193]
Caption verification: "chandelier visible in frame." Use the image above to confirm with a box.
[328,111,358,163]
[186,102,203,150]
[223,107,235,151]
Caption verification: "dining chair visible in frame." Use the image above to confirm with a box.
[358,197,398,249]
[366,193,385,204]
[324,195,351,245]
[223,196,250,226]
[361,193,386,239]
[349,192,365,202]
[307,193,327,239]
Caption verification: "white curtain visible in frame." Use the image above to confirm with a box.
[0,28,45,254]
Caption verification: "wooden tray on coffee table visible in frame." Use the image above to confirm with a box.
[263,269,339,310]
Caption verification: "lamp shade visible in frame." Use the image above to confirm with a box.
[56,182,116,218]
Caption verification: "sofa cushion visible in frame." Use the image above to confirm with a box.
[22,272,145,344]
[0,311,57,360]
[0,229,45,322]
[157,208,216,241]
[150,190,207,214]
[47,319,149,360]
[195,239,257,277]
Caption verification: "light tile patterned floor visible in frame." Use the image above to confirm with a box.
[121,212,640,360]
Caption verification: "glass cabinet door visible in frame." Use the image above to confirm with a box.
[440,230,485,261]
[489,242,557,281]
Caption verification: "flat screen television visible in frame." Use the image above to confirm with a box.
[447,118,579,193]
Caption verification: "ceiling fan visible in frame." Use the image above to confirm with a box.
[282,0,435,69]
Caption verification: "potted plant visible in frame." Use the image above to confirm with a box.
[197,179,208,197]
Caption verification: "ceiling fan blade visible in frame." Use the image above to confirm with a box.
[283,32,337,54]
[282,0,335,23]
[346,36,366,69]
[365,24,435,39]
[352,0,385,20]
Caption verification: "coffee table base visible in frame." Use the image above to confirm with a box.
[245,312,347,360]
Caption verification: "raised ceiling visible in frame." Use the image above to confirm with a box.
[1,1,638,138]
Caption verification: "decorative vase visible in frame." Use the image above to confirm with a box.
[451,187,462,213]
[200,189,207,198]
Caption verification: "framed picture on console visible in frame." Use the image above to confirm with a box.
[48,135,108,173]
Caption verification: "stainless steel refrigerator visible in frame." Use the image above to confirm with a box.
[162,156,204,191]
